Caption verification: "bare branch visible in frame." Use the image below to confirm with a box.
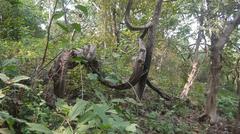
[146,79,171,100]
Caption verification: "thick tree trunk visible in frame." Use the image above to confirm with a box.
[136,0,163,100]
[205,47,222,123]
[200,10,240,123]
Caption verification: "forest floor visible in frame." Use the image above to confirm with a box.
[124,88,237,134]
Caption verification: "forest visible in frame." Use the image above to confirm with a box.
[0,0,240,133]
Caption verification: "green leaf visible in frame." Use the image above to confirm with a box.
[112,52,120,58]
[12,83,30,90]
[75,5,88,16]
[93,104,109,124]
[10,75,29,83]
[56,22,69,32]
[87,73,98,80]
[76,124,91,133]
[111,98,125,103]
[68,99,88,121]
[126,124,137,132]
[105,76,119,84]
[71,23,81,32]
[79,111,96,124]
[26,123,53,134]
[63,127,72,134]
[125,97,142,106]
[53,11,65,19]
[0,111,12,121]
[0,111,26,124]
[0,73,10,83]
[55,99,71,115]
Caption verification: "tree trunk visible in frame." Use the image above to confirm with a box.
[205,46,222,123]
[233,80,240,133]
[199,6,240,122]
[233,58,240,133]
[136,0,163,100]
[111,5,120,44]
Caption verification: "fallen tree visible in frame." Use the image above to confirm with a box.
[47,0,172,102]
[48,43,171,100]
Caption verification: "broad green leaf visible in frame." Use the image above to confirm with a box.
[71,23,81,32]
[68,99,88,121]
[75,5,88,16]
[105,73,121,84]
[0,111,12,120]
[93,104,109,124]
[26,123,53,134]
[0,111,26,124]
[125,97,142,106]
[53,11,64,19]
[76,124,91,133]
[87,73,98,80]
[79,111,96,124]
[126,124,137,132]
[0,73,10,83]
[105,76,119,84]
[12,83,30,90]
[55,99,71,114]
[56,22,69,32]
[10,75,29,83]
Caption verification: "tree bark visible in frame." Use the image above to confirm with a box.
[233,58,240,133]
[111,5,120,44]
[205,45,222,123]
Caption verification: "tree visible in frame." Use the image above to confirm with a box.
[0,0,44,40]
[46,0,171,101]
[200,0,240,123]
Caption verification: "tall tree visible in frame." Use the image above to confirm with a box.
[200,0,240,123]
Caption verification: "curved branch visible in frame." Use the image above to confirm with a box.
[87,37,147,89]
[124,0,153,31]
[146,79,171,101]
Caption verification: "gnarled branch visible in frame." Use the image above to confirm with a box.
[124,0,153,31]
